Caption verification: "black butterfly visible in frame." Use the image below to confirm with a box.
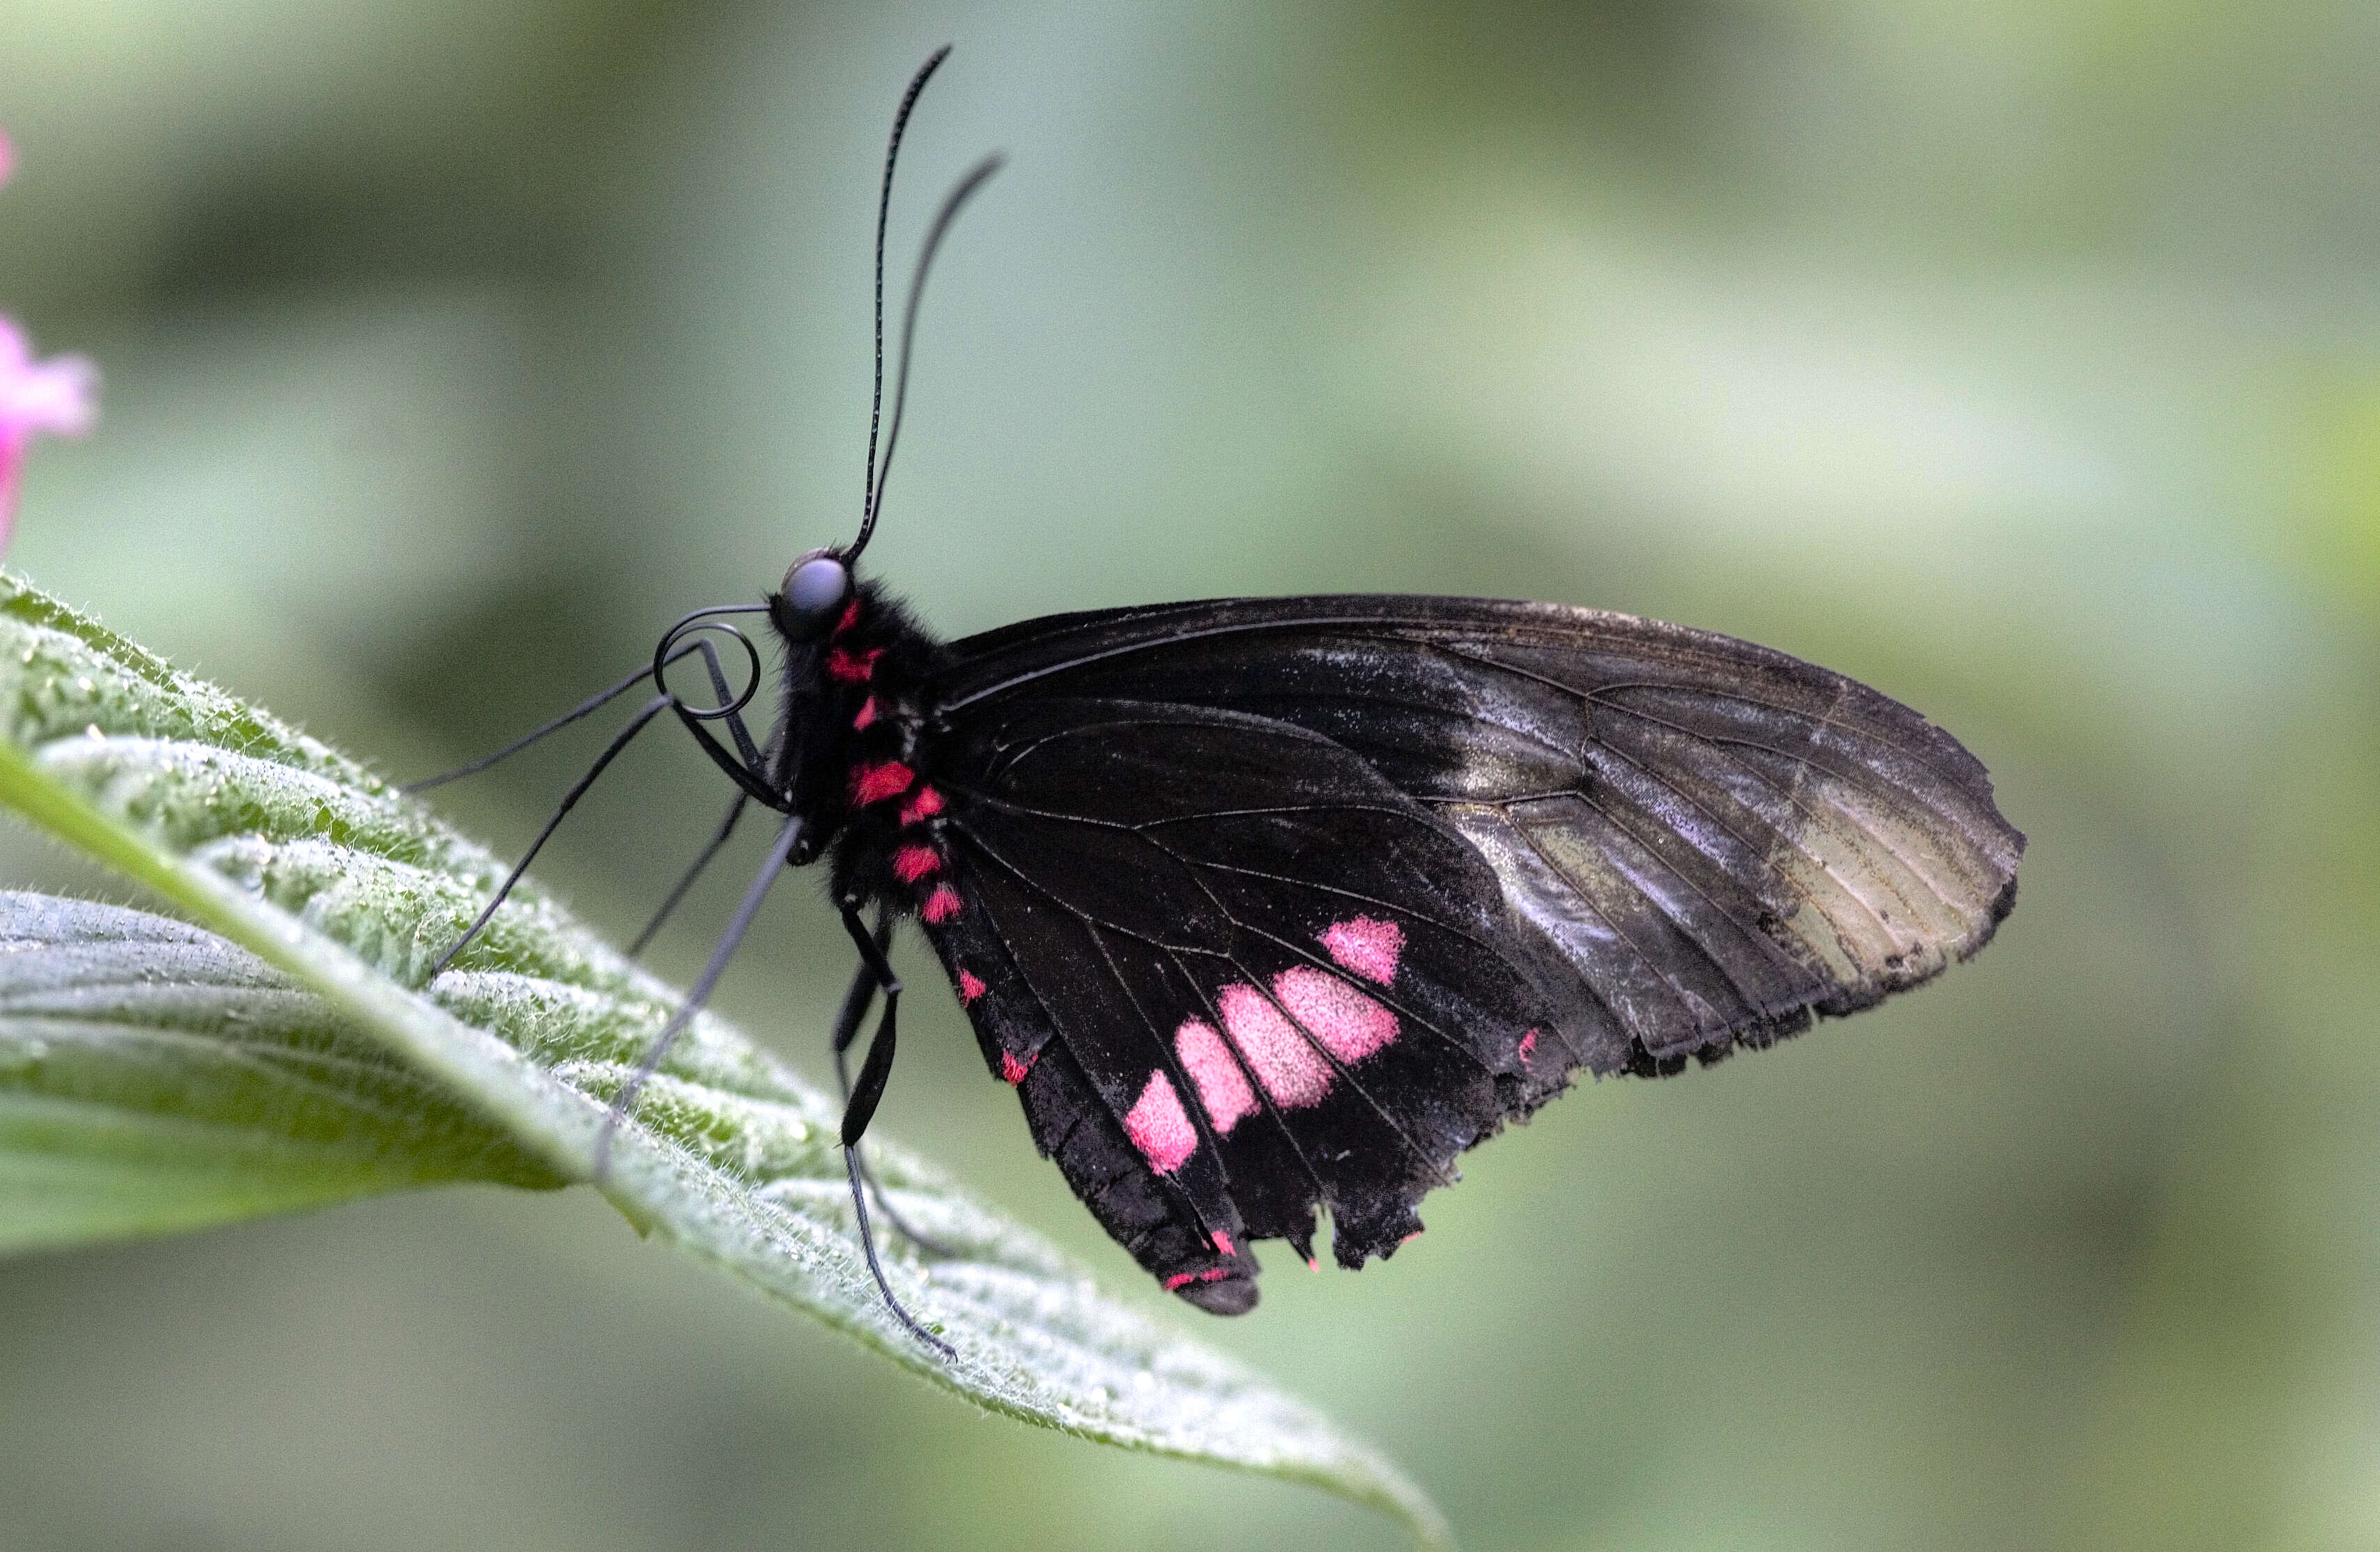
[419,50,2023,1352]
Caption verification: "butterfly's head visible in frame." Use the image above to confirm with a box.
[772,549,853,641]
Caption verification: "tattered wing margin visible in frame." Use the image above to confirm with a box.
[0,574,1450,1549]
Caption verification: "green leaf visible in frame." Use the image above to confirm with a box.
[0,573,1450,1550]
[0,890,564,1249]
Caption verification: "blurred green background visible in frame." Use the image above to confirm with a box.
[3,2,2377,1549]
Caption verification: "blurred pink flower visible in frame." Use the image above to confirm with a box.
[0,130,98,552]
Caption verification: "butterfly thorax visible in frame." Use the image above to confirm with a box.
[765,575,956,911]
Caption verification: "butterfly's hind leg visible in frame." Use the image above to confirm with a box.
[830,904,955,1256]
[833,900,955,1356]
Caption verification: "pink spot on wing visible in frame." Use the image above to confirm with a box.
[957,969,986,1004]
[1123,1069,1196,1175]
[898,785,944,825]
[1306,1257,1320,1272]
[892,844,941,883]
[1175,1018,1258,1133]
[1218,984,1334,1108]
[851,760,913,805]
[835,598,862,635]
[1517,1029,1538,1066]
[1212,1231,1235,1256]
[999,1050,1034,1085]
[1320,915,1404,986]
[826,645,882,683]
[1163,1272,1195,1291]
[922,885,962,924]
[1400,1230,1423,1248]
[852,696,877,730]
[1272,966,1398,1064]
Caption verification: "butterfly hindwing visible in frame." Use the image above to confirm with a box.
[915,697,1575,1307]
[913,595,2023,1307]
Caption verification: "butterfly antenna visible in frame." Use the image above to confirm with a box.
[852,45,951,563]
[860,151,1003,545]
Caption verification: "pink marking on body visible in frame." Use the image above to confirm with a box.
[1272,966,1398,1064]
[1197,1267,1229,1283]
[898,785,944,825]
[835,598,863,635]
[1399,1230,1423,1248]
[1218,984,1334,1108]
[958,969,987,1004]
[1212,1231,1235,1256]
[1123,1069,1197,1175]
[851,760,913,805]
[852,695,877,730]
[1517,1028,1538,1066]
[1305,1257,1320,1272]
[1174,1018,1258,1133]
[999,1049,1033,1085]
[1320,915,1404,986]
[826,645,883,683]
[922,885,963,924]
[892,844,941,883]
[1163,1272,1196,1291]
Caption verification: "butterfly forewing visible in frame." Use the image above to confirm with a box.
[909,594,2022,1310]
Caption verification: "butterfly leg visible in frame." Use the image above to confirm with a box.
[403,629,753,795]
[828,907,953,1255]
[628,790,750,957]
[833,902,952,1356]
[403,660,672,794]
[427,692,677,977]
[687,635,768,774]
[659,629,791,809]
[594,813,803,1173]
[844,1150,953,1357]
[837,903,904,1149]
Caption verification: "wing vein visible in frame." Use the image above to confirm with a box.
[1079,923,1237,1233]
[1526,729,1836,989]
[1501,807,1729,1046]
[1555,783,1804,1018]
[1168,948,1334,1206]
[1176,858,1512,961]
[1437,635,1937,943]
[1586,692,1949,945]
[1431,639,1985,828]
[1226,916,1500,1077]
[1233,965,1459,1188]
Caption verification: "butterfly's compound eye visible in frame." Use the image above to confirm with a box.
[780,552,851,636]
